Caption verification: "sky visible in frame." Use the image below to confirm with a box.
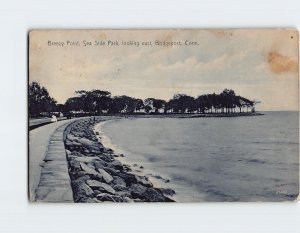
[29,29,299,111]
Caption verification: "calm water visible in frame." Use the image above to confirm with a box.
[95,112,299,202]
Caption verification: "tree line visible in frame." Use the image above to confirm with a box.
[29,81,258,118]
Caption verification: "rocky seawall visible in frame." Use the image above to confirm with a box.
[63,117,175,203]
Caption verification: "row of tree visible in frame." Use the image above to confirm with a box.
[29,82,258,118]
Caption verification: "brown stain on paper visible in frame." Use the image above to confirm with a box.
[207,29,234,38]
[267,50,298,74]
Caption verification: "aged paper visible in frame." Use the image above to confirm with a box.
[29,29,299,202]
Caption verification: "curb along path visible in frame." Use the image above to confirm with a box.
[35,122,75,202]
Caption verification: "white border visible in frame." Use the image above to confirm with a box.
[0,0,299,232]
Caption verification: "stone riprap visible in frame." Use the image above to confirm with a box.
[64,117,175,203]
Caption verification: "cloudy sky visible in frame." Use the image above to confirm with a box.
[29,29,298,110]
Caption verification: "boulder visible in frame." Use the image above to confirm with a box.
[104,167,120,176]
[76,137,96,147]
[159,188,176,196]
[93,159,108,169]
[80,162,102,178]
[79,197,101,203]
[72,180,94,202]
[113,185,127,191]
[97,168,114,184]
[115,190,131,197]
[129,184,147,199]
[97,193,114,202]
[69,159,81,169]
[74,156,100,163]
[86,180,115,195]
[100,155,113,163]
[67,134,80,141]
[109,159,123,170]
[136,176,153,187]
[143,188,166,202]
[112,176,126,187]
[123,197,134,203]
[117,172,137,185]
[65,149,72,155]
[75,175,90,182]
[68,151,85,158]
[65,140,82,147]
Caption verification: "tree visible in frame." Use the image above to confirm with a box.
[144,105,152,113]
[108,96,127,114]
[75,90,111,114]
[135,99,145,112]
[144,98,166,113]
[29,82,57,118]
[65,96,85,112]
[62,87,259,116]
[108,95,141,114]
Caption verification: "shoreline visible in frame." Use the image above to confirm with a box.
[93,119,177,197]
[63,117,175,203]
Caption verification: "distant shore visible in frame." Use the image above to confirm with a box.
[65,111,265,120]
[114,112,264,118]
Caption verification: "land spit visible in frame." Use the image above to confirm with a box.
[63,117,175,203]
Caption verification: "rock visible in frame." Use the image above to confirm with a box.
[75,175,90,182]
[93,161,105,170]
[74,156,100,163]
[65,149,72,155]
[93,159,108,169]
[80,162,102,177]
[136,176,153,187]
[75,171,87,177]
[117,172,137,185]
[97,193,116,202]
[124,197,134,203]
[159,188,176,196]
[110,159,123,170]
[93,190,102,196]
[65,140,82,147]
[79,197,101,203]
[123,164,132,172]
[100,155,113,163]
[113,185,127,191]
[112,176,126,187]
[67,133,80,141]
[140,166,144,169]
[76,137,96,147]
[84,146,103,155]
[97,168,114,184]
[116,190,131,197]
[69,159,81,173]
[129,184,147,199]
[104,167,120,176]
[86,180,116,195]
[72,180,94,202]
[69,151,85,158]
[144,188,166,202]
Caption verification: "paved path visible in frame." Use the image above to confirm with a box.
[29,118,82,202]
[29,117,67,130]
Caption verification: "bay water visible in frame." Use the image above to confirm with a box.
[95,112,299,202]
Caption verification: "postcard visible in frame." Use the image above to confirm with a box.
[28,29,299,202]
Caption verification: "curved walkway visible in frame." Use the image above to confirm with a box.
[29,118,82,202]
